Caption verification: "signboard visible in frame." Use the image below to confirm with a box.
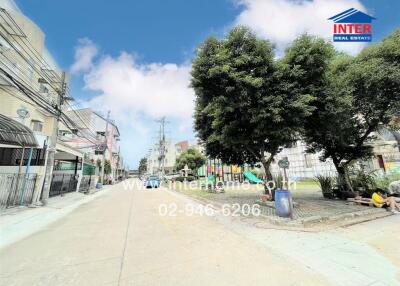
[278,158,289,169]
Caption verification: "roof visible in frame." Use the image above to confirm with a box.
[92,111,120,136]
[65,108,120,136]
[328,8,376,23]
[0,114,38,147]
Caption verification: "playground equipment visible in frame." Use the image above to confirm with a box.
[243,172,263,184]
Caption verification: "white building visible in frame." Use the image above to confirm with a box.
[146,140,190,175]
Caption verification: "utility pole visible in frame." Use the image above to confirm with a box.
[156,117,167,178]
[116,146,120,181]
[41,71,66,205]
[100,110,110,184]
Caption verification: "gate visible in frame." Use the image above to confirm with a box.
[78,175,93,192]
[0,173,37,209]
[49,174,78,197]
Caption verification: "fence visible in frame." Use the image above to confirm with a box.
[49,174,78,197]
[78,175,93,192]
[0,173,38,209]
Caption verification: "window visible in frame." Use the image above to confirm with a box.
[96,131,105,140]
[31,120,43,133]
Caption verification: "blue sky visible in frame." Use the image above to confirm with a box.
[15,0,400,168]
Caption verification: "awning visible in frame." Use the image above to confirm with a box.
[0,113,38,147]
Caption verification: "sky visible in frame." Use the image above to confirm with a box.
[14,0,400,169]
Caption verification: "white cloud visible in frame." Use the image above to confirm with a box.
[82,52,194,121]
[235,0,368,55]
[71,39,195,164]
[70,38,98,73]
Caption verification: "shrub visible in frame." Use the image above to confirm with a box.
[174,176,196,182]
[374,173,400,192]
[348,169,376,195]
[314,175,334,194]
[272,173,284,189]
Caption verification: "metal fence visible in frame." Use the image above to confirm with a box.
[49,174,78,197]
[78,175,93,192]
[0,173,38,209]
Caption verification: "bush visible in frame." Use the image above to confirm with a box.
[348,169,376,195]
[315,175,334,196]
[174,176,196,182]
[272,174,284,189]
[374,173,400,192]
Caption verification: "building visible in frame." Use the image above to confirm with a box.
[62,108,121,183]
[0,1,87,206]
[146,140,192,175]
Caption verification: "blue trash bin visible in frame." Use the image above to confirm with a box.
[274,188,293,218]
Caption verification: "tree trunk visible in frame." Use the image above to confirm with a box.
[333,160,353,193]
[260,155,274,195]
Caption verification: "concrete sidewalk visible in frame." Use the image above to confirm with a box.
[0,185,113,250]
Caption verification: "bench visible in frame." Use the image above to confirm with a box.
[347,198,374,206]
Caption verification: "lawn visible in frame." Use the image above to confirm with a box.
[166,178,322,203]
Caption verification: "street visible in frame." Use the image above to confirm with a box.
[0,179,328,286]
[1,179,399,286]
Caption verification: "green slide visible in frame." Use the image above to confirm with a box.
[243,172,264,184]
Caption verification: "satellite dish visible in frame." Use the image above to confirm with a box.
[16,107,30,119]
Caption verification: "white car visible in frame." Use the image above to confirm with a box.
[164,173,181,180]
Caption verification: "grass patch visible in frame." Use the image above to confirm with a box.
[295,180,320,190]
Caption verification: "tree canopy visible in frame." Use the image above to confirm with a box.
[192,26,400,192]
[175,148,206,172]
[138,157,147,175]
[297,29,400,190]
[192,27,315,181]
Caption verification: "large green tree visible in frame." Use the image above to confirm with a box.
[175,148,206,173]
[192,27,314,183]
[138,157,147,175]
[296,30,400,191]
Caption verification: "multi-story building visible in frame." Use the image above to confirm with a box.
[146,140,198,175]
[62,108,121,183]
[0,0,84,207]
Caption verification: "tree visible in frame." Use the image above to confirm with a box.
[192,27,314,186]
[104,160,112,175]
[175,148,206,173]
[296,30,400,191]
[138,157,147,175]
[96,159,112,178]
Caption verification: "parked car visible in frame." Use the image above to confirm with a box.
[164,173,180,180]
[144,175,161,188]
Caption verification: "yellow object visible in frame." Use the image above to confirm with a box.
[372,192,385,208]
